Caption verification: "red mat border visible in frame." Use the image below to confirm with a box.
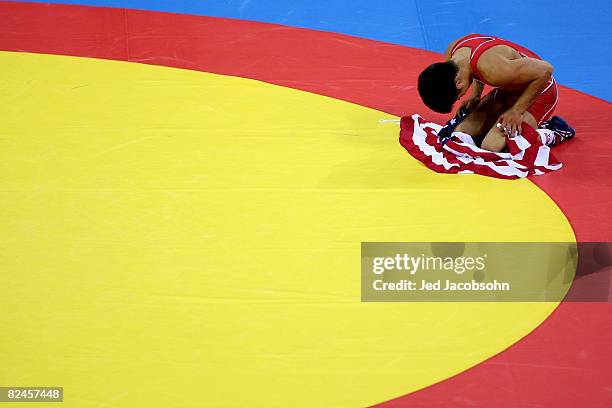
[1,2,611,407]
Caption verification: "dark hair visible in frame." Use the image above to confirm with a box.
[418,61,460,113]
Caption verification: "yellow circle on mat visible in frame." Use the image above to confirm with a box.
[0,52,574,407]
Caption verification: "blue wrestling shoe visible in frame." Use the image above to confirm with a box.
[539,116,576,146]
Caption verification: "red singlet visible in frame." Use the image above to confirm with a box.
[451,33,558,125]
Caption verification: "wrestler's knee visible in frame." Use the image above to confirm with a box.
[480,127,507,152]
[455,120,473,134]
[455,112,485,135]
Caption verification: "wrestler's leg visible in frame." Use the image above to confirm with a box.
[480,111,538,152]
[477,85,555,151]
[455,90,507,144]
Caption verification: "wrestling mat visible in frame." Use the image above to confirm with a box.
[0,1,611,407]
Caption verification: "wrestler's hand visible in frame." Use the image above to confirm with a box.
[458,96,480,113]
[500,108,523,138]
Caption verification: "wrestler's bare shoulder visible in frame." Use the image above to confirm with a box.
[444,39,460,60]
[476,45,522,78]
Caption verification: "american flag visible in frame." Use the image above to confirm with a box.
[399,114,562,179]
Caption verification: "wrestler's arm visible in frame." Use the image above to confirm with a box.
[479,55,553,135]
[457,79,484,112]
[470,79,484,98]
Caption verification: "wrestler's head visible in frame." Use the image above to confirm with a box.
[418,61,469,113]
